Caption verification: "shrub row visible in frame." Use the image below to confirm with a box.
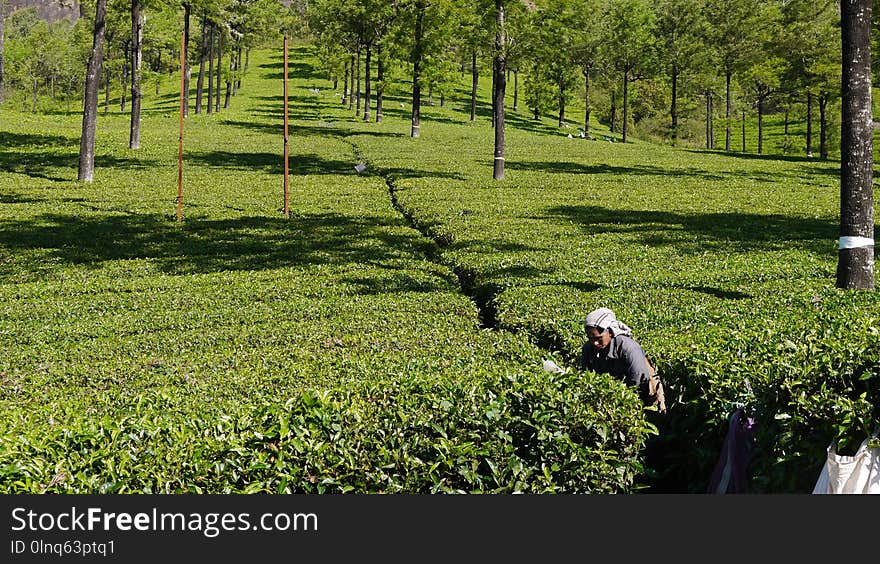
[1,369,651,493]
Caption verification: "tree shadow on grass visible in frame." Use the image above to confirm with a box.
[547,205,838,256]
[260,62,326,81]
[343,268,458,296]
[0,193,45,204]
[0,131,78,148]
[185,150,356,175]
[507,161,727,181]
[677,284,752,300]
[684,148,833,164]
[379,166,467,182]
[0,151,158,182]
[509,159,833,184]
[0,211,447,286]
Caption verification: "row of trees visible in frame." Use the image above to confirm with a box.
[0,1,856,160]
[0,0,292,176]
[307,0,848,158]
[0,0,872,289]
[307,0,873,288]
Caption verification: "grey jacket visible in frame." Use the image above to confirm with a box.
[580,334,653,402]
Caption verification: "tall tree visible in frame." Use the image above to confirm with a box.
[602,0,656,143]
[409,0,425,137]
[78,0,110,182]
[0,0,5,107]
[183,2,191,116]
[195,15,207,113]
[207,22,214,113]
[214,23,222,112]
[493,0,506,179]
[742,56,784,154]
[837,0,874,289]
[571,0,603,137]
[654,0,707,144]
[704,0,772,152]
[457,0,492,122]
[780,0,839,159]
[531,0,579,129]
[129,0,145,149]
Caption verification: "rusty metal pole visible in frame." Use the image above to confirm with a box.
[177,28,185,222]
[283,35,290,217]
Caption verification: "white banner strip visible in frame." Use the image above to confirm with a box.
[839,236,875,249]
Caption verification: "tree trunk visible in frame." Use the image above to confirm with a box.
[104,65,110,114]
[610,90,616,133]
[671,66,678,144]
[725,70,731,151]
[183,3,190,117]
[819,94,828,160]
[120,41,128,112]
[584,70,591,137]
[557,83,565,128]
[235,47,242,92]
[709,94,714,148]
[0,5,5,108]
[78,0,108,182]
[491,57,495,128]
[207,24,214,114]
[470,50,477,121]
[129,0,144,150]
[342,58,348,104]
[705,91,711,149]
[838,0,874,290]
[224,46,232,109]
[806,91,812,156]
[363,41,371,120]
[348,53,355,110]
[355,37,361,116]
[215,29,222,113]
[411,2,424,138]
[758,98,763,154]
[622,71,628,143]
[513,69,518,111]
[195,17,207,114]
[492,1,505,180]
[741,110,745,152]
[376,43,383,123]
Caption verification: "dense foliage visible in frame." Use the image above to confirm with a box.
[0,46,658,493]
[0,4,877,492]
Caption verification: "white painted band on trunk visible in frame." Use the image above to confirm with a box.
[839,236,875,249]
[494,157,505,160]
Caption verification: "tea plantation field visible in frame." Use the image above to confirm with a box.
[1,44,877,493]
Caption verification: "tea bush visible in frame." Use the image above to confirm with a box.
[347,64,879,492]
[2,43,877,493]
[0,46,652,494]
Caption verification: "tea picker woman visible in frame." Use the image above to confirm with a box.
[580,307,666,412]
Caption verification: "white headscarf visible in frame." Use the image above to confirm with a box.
[584,307,633,337]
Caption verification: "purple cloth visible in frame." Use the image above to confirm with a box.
[707,408,757,494]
